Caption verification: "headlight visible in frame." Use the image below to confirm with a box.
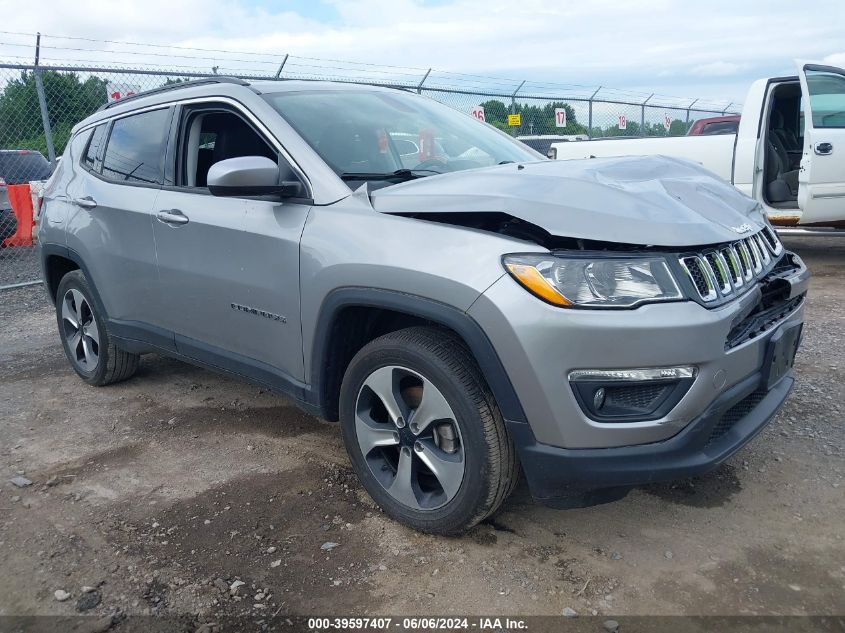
[503,254,683,308]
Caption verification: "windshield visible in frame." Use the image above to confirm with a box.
[262,89,540,185]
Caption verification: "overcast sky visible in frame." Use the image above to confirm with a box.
[3,0,844,105]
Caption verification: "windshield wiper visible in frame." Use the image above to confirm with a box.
[339,168,442,182]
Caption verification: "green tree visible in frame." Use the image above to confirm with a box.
[669,118,689,136]
[479,99,509,130]
[0,70,109,155]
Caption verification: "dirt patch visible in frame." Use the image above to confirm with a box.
[155,405,330,441]
[654,544,845,616]
[641,464,744,508]
[0,351,68,383]
[104,466,390,616]
[44,444,146,480]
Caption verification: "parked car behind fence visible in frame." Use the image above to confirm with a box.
[1,150,53,245]
[686,115,741,136]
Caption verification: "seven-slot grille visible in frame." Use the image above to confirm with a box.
[679,226,783,303]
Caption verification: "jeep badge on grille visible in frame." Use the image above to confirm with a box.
[731,223,754,234]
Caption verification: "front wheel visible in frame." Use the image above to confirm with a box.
[339,327,518,535]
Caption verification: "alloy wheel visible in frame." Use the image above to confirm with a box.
[61,288,100,372]
[354,365,465,510]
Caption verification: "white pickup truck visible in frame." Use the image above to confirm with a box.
[550,62,845,231]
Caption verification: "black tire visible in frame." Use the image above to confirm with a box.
[339,326,519,535]
[55,270,139,386]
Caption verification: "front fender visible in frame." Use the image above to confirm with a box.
[308,286,526,425]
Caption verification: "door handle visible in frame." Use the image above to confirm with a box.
[72,196,97,209]
[814,142,833,155]
[156,209,189,226]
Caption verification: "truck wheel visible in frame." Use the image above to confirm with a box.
[55,270,139,386]
[339,326,518,535]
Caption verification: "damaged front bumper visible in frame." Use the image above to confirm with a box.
[468,249,808,505]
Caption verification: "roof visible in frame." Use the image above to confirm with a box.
[74,76,412,132]
[97,76,252,111]
[97,76,409,111]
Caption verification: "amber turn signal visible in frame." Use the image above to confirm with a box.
[505,262,571,307]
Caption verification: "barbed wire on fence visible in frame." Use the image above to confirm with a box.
[0,29,739,111]
[0,31,740,289]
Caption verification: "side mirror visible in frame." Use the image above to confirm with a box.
[207,156,302,198]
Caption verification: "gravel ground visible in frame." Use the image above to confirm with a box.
[0,246,41,288]
[0,237,843,626]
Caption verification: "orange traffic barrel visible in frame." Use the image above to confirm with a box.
[2,183,34,248]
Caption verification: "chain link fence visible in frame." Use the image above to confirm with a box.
[0,52,738,290]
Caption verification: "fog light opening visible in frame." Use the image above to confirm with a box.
[568,366,697,423]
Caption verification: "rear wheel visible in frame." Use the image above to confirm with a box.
[55,270,139,386]
[339,326,518,535]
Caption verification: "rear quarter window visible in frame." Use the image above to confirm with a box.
[82,124,108,171]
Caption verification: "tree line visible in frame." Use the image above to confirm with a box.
[0,70,108,156]
[479,99,692,137]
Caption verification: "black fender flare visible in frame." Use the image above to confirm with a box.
[309,287,527,424]
[39,243,107,312]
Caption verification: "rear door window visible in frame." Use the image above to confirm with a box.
[101,108,171,185]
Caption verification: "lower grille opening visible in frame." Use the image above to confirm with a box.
[706,390,767,446]
[603,384,671,412]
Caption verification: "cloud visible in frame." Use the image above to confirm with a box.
[1,0,843,102]
[690,62,751,77]
[822,52,845,67]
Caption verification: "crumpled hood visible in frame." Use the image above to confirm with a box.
[369,155,764,247]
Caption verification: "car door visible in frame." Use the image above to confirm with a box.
[150,101,311,385]
[796,62,845,225]
[64,107,172,347]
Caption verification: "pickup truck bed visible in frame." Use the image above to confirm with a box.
[551,135,736,182]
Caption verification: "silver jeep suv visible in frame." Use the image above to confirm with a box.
[39,77,809,534]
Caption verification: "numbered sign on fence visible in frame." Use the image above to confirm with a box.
[106,83,141,102]
[664,114,672,131]
[554,108,567,128]
[470,106,485,122]
[618,114,627,130]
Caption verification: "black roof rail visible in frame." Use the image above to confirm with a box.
[97,76,251,111]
